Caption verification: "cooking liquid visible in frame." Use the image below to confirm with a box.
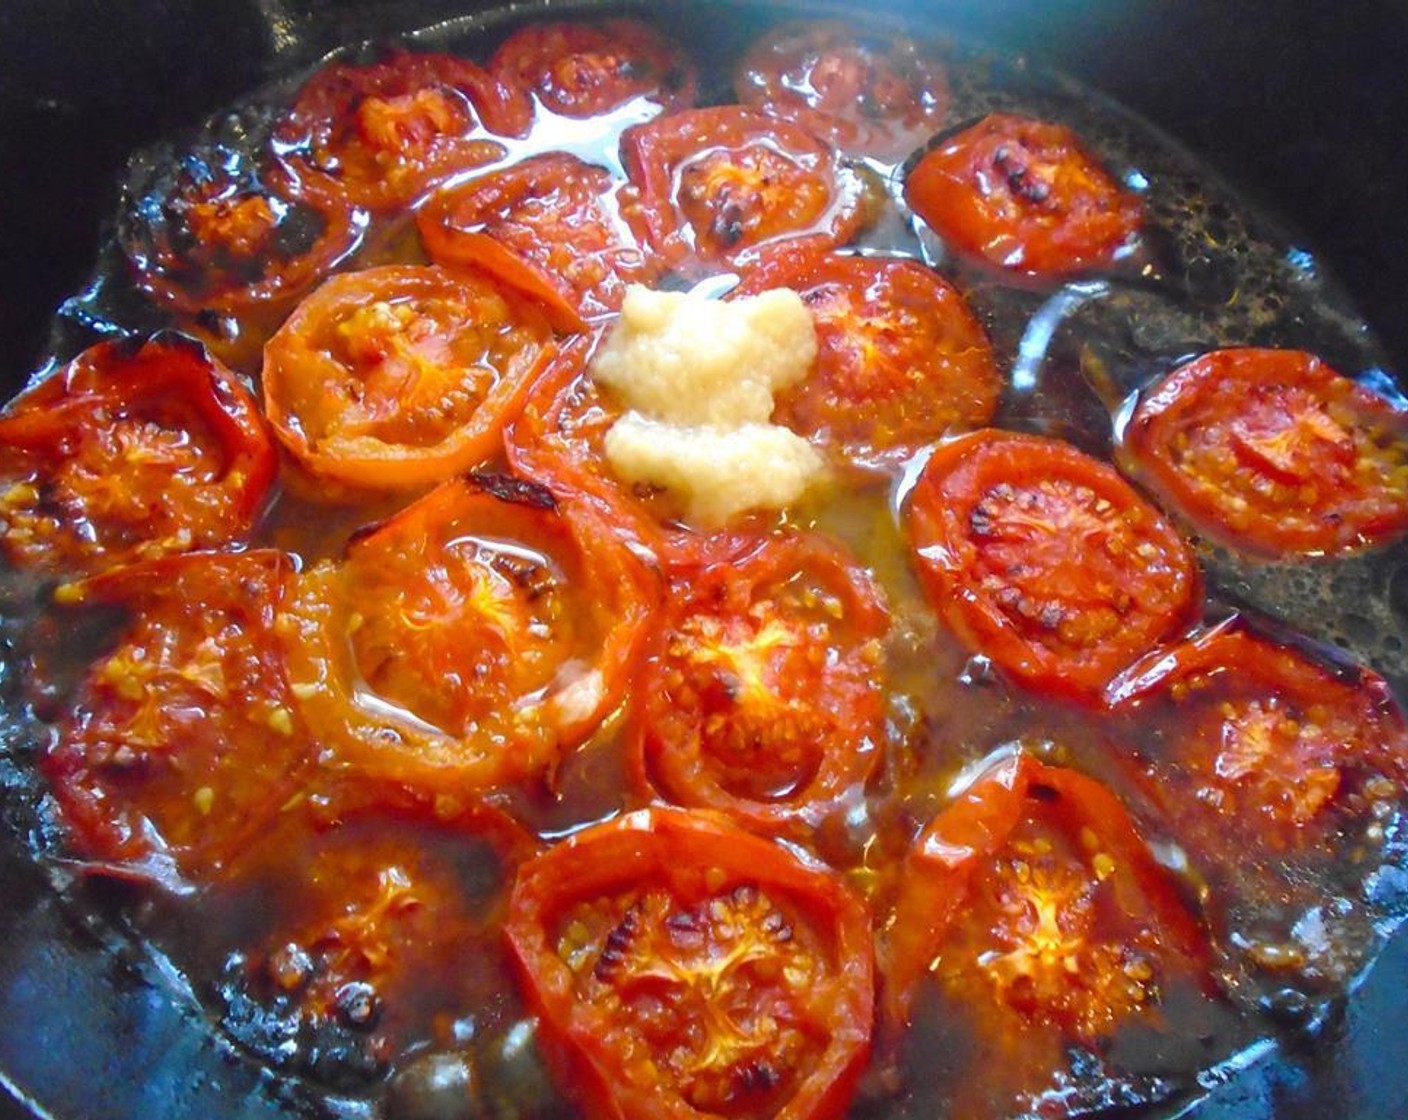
[2,3,1407,1119]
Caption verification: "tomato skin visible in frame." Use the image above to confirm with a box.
[0,333,277,574]
[903,429,1201,702]
[280,474,657,798]
[271,50,532,213]
[505,806,875,1120]
[418,153,659,324]
[262,264,555,490]
[41,550,310,884]
[120,140,364,315]
[1108,623,1408,870]
[735,20,950,160]
[1120,348,1408,556]
[883,753,1217,1114]
[489,19,696,118]
[620,106,868,275]
[734,246,999,468]
[627,530,889,834]
[905,113,1142,277]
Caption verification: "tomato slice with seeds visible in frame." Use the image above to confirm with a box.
[735,20,950,160]
[734,246,999,468]
[0,334,277,574]
[903,429,1201,702]
[271,50,531,213]
[1107,624,1408,906]
[905,113,1142,277]
[120,141,363,315]
[1120,348,1408,556]
[418,153,659,324]
[620,106,869,275]
[488,19,696,118]
[280,474,656,798]
[506,807,874,1120]
[41,550,309,883]
[209,783,538,1088]
[627,530,888,834]
[262,264,555,490]
[884,753,1220,1116]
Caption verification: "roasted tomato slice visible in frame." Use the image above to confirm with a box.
[41,550,309,883]
[418,153,659,324]
[271,49,531,213]
[488,18,696,118]
[505,807,874,1120]
[620,106,869,274]
[735,20,950,160]
[207,785,538,1089]
[1120,348,1408,556]
[903,429,1200,702]
[120,141,363,315]
[627,530,888,834]
[884,753,1222,1117]
[262,264,555,490]
[734,246,999,468]
[1107,624,1408,975]
[280,475,656,797]
[905,113,1142,277]
[0,334,277,574]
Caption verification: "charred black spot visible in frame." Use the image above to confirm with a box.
[468,472,558,512]
[594,902,642,982]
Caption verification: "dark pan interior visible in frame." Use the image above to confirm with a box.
[2,1,1407,1118]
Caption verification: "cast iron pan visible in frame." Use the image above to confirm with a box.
[2,1,1407,1117]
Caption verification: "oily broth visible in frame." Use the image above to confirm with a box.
[2,2,1407,1119]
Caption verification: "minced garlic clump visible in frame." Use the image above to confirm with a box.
[590,285,823,526]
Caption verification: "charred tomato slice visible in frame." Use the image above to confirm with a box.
[627,530,888,835]
[506,807,874,1120]
[884,753,1224,1117]
[271,50,531,214]
[903,429,1201,702]
[279,475,656,798]
[207,783,538,1089]
[1107,624,1408,986]
[42,550,310,884]
[418,153,659,324]
[0,334,277,574]
[262,265,555,491]
[735,20,950,160]
[489,19,695,118]
[1120,348,1408,556]
[905,113,1142,278]
[620,106,869,275]
[120,140,363,315]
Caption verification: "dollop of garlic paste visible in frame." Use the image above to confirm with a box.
[590,285,823,526]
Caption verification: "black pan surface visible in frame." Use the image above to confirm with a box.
[2,2,1407,1118]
